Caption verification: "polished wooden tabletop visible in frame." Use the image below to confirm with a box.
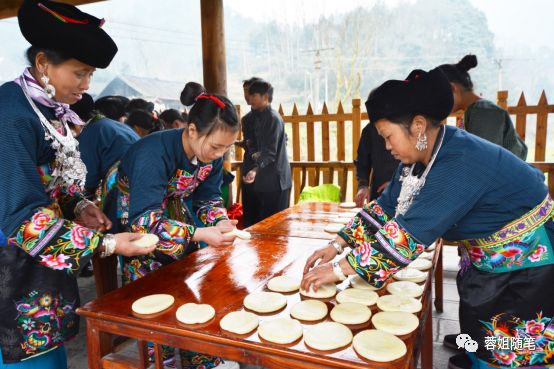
[79,202,436,369]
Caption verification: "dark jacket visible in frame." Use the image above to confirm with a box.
[251,106,292,192]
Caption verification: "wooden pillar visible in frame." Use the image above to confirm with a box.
[200,0,227,96]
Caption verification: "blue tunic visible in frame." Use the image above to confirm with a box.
[77,116,139,193]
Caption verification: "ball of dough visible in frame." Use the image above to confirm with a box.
[132,234,159,248]
[336,288,378,306]
[353,329,407,362]
[257,318,303,344]
[175,303,215,324]
[219,310,259,334]
[267,276,300,293]
[243,291,287,313]
[224,229,252,240]
[330,302,372,325]
[132,294,174,315]
[304,322,353,351]
[290,300,328,321]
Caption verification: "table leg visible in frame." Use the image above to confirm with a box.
[86,320,103,369]
[154,343,164,369]
[434,244,444,312]
[421,297,433,369]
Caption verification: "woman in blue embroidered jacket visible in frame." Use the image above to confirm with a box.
[104,92,240,368]
[302,68,554,369]
[0,1,155,367]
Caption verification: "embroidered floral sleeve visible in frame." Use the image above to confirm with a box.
[338,204,426,288]
[194,198,228,227]
[131,210,196,260]
[36,163,86,219]
[8,205,102,274]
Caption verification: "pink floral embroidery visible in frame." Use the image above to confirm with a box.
[383,222,400,240]
[31,211,53,232]
[65,184,82,196]
[353,242,373,267]
[39,254,71,270]
[525,319,545,335]
[376,267,397,282]
[469,247,485,263]
[493,351,517,365]
[70,225,90,250]
[528,245,547,262]
[197,165,213,181]
[372,204,384,215]
[175,172,195,191]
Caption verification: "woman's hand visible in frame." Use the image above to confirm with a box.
[215,219,239,233]
[243,169,257,184]
[301,262,338,292]
[113,233,157,256]
[77,202,112,232]
[303,245,338,274]
[354,186,370,207]
[193,227,237,247]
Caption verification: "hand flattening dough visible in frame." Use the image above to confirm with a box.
[300,283,337,299]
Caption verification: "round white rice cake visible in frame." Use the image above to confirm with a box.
[386,281,424,298]
[132,294,174,315]
[290,300,328,321]
[377,295,422,313]
[371,311,419,335]
[244,291,287,313]
[336,288,378,306]
[324,223,344,233]
[426,243,436,251]
[300,283,337,299]
[330,302,372,325]
[132,234,159,248]
[267,276,300,293]
[339,202,357,209]
[350,275,381,291]
[393,268,427,283]
[176,303,215,324]
[257,318,303,344]
[219,310,259,334]
[408,258,432,271]
[353,329,407,362]
[304,322,353,351]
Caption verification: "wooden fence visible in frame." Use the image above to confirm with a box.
[231,90,554,204]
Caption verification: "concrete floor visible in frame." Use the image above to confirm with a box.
[67,246,462,369]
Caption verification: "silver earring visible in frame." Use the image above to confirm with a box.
[415,131,428,151]
[40,74,56,99]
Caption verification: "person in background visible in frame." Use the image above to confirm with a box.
[236,77,262,226]
[0,1,154,367]
[159,108,187,130]
[302,68,553,369]
[354,122,400,206]
[126,109,163,137]
[70,93,140,277]
[94,95,129,122]
[438,54,527,160]
[242,80,292,225]
[126,97,156,118]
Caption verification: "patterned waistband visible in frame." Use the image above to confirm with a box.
[458,194,554,249]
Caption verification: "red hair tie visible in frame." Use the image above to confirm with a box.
[196,94,225,109]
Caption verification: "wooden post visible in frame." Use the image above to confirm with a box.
[200,0,227,95]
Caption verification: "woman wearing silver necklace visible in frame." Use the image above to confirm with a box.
[0,1,155,367]
[302,68,554,369]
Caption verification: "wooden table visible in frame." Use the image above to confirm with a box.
[78,202,439,369]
